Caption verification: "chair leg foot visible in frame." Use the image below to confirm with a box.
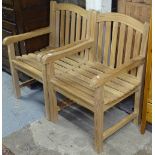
[49,84,58,123]
[43,84,51,121]
[94,110,103,153]
[11,66,21,98]
[133,89,141,126]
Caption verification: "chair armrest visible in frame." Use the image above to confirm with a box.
[90,56,145,88]
[40,39,94,64]
[3,27,50,45]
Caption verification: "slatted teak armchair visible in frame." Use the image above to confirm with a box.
[47,13,149,153]
[3,1,93,120]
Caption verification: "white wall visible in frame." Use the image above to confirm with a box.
[86,0,112,13]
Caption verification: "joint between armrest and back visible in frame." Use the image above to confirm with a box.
[3,27,50,45]
[90,56,145,88]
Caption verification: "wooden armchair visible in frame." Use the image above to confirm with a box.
[48,13,149,153]
[3,1,93,120]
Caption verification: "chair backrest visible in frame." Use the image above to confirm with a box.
[49,1,92,49]
[93,13,149,77]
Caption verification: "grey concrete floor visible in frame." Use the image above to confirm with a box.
[3,72,152,155]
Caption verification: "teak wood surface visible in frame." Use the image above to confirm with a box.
[3,1,92,121]
[3,2,149,153]
[141,17,152,134]
[48,13,149,153]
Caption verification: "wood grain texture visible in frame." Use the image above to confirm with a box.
[110,22,119,68]
[3,1,92,121]
[141,18,152,134]
[48,12,149,153]
[103,22,111,66]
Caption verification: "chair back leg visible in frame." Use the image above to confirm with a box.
[133,87,141,125]
[94,86,104,153]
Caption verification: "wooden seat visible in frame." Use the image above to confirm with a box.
[52,56,140,109]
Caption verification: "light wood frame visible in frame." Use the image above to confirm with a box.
[3,1,93,120]
[141,17,152,134]
[47,13,149,153]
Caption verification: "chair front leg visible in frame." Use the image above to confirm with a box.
[94,107,104,153]
[49,83,58,122]
[11,63,21,98]
[43,63,58,122]
[42,64,51,121]
[8,44,21,98]
[94,86,104,153]
[133,87,141,125]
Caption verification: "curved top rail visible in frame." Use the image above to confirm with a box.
[56,3,90,17]
[97,13,145,33]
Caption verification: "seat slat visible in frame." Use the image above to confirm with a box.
[55,74,94,96]
[63,57,79,66]
[104,89,119,104]
[16,54,42,71]
[56,59,73,69]
[75,67,95,79]
[68,69,91,83]
[117,74,140,85]
[111,78,135,88]
[106,81,132,94]
[104,85,123,97]
[51,78,94,105]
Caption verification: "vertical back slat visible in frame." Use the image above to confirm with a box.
[55,11,60,47]
[65,11,70,45]
[110,22,118,68]
[84,15,91,61]
[124,27,134,63]
[97,22,104,62]
[49,2,56,48]
[81,17,87,39]
[70,12,76,43]
[116,23,126,67]
[94,22,99,61]
[88,11,96,62]
[133,31,142,57]
[103,22,111,66]
[76,14,81,41]
[131,31,142,75]
[80,17,87,57]
[60,10,65,46]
